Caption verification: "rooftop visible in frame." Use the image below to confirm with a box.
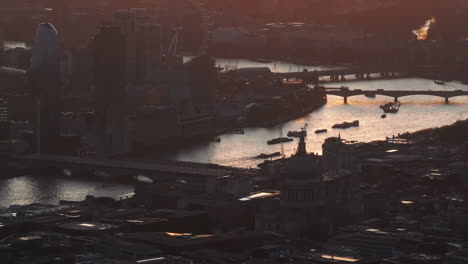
[0,66,27,77]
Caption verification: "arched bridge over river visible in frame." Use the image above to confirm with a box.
[322,87,468,104]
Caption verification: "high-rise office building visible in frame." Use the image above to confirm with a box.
[112,10,137,84]
[0,97,10,153]
[93,26,125,121]
[92,26,129,153]
[136,23,161,83]
[113,8,159,85]
[189,55,216,106]
[30,22,60,154]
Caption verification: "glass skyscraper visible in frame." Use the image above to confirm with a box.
[30,22,60,154]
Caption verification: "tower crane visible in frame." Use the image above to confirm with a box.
[164,27,183,57]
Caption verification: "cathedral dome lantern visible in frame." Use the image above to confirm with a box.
[286,131,323,183]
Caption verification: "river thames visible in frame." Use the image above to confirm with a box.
[1,58,467,207]
[151,58,468,168]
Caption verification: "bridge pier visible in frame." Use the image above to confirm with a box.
[344,96,348,104]
[394,97,399,102]
[445,97,449,104]
[366,73,370,79]
[341,75,346,81]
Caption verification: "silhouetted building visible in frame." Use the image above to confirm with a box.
[189,55,216,106]
[92,26,130,153]
[93,26,125,121]
[30,22,60,154]
[446,248,468,264]
[322,136,378,172]
[136,23,161,84]
[0,97,10,152]
[465,141,468,243]
[465,141,468,168]
[69,48,93,93]
[256,133,362,239]
[112,10,137,84]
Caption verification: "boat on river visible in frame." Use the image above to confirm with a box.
[256,152,281,159]
[287,130,307,137]
[267,137,293,145]
[332,120,359,129]
[315,129,328,134]
[380,101,401,113]
[381,114,387,118]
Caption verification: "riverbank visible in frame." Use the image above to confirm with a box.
[403,118,468,144]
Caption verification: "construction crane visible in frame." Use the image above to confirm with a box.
[165,27,182,57]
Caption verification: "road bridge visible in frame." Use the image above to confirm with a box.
[21,154,240,179]
[322,87,468,104]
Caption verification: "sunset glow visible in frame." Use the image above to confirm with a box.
[413,17,436,40]
[1,1,468,262]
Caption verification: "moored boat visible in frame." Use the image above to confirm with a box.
[315,129,328,134]
[267,137,294,145]
[332,120,359,129]
[256,152,282,159]
[287,130,307,137]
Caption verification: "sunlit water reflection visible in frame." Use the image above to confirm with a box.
[156,77,468,168]
[0,176,134,208]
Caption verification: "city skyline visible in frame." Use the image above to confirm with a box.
[0,1,467,263]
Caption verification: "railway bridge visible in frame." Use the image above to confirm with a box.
[276,65,440,84]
